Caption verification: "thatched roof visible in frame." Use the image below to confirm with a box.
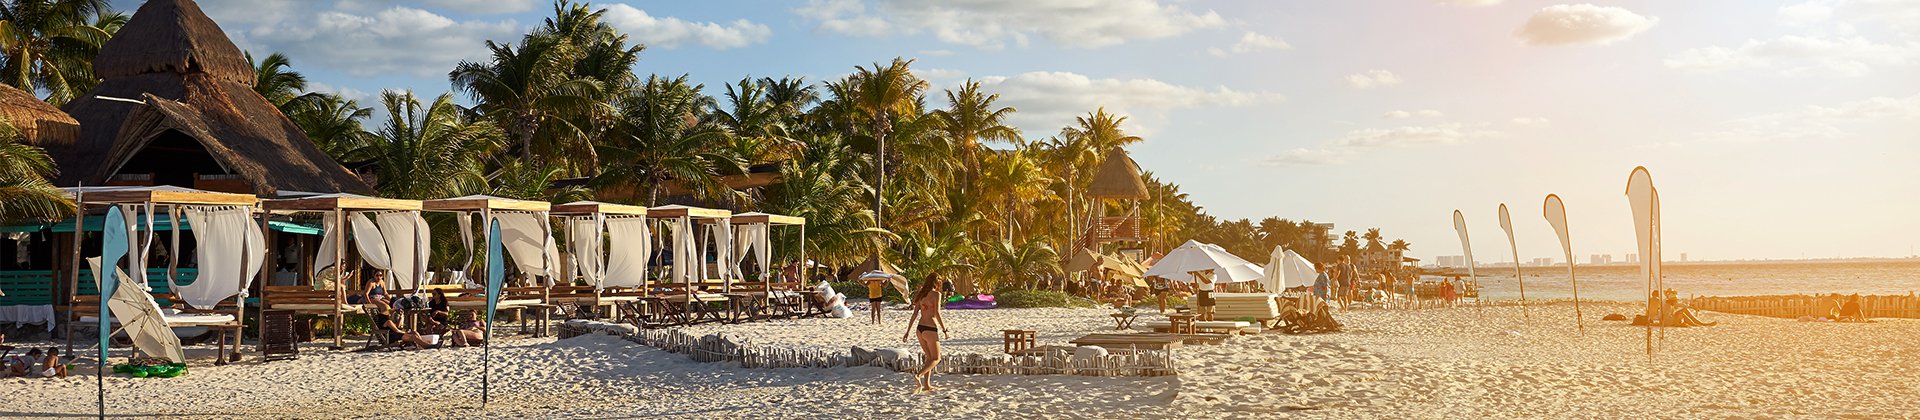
[93,0,252,85]
[52,0,369,194]
[1086,149,1148,199]
[0,84,79,147]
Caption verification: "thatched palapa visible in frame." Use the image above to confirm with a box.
[51,0,369,195]
[0,84,79,147]
[1087,149,1148,199]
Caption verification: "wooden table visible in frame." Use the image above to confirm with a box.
[1069,333,1187,351]
[1002,329,1037,355]
[1110,313,1139,330]
[721,293,760,323]
[1166,314,1198,335]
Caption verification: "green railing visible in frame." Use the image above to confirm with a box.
[0,268,197,306]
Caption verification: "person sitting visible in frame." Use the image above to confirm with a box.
[6,348,39,377]
[422,288,453,333]
[38,347,65,377]
[347,272,389,306]
[371,301,435,350]
[447,311,487,348]
[1838,294,1865,322]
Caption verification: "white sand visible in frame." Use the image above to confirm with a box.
[3,301,1916,418]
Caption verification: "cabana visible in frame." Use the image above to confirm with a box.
[422,195,556,329]
[62,186,263,364]
[647,204,732,324]
[729,212,805,318]
[259,193,425,349]
[549,201,649,318]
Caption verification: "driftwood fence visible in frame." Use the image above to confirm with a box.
[578,326,1176,377]
[1691,294,1920,319]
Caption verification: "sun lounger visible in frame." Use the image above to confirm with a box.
[1136,320,1252,335]
[1209,292,1281,328]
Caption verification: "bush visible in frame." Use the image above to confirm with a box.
[998,289,1096,308]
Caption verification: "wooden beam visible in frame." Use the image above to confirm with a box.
[729,212,804,225]
[423,196,551,212]
[82,189,257,205]
[261,195,422,212]
[649,205,730,219]
[550,201,648,216]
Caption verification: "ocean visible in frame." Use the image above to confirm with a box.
[1421,259,1920,302]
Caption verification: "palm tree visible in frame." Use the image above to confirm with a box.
[980,237,1061,291]
[1063,107,1143,156]
[594,75,745,206]
[847,57,929,226]
[0,0,117,104]
[353,90,501,199]
[760,76,817,123]
[1339,230,1361,258]
[977,148,1053,241]
[1388,239,1411,252]
[0,119,72,222]
[712,77,797,160]
[285,93,372,160]
[933,79,1019,183]
[762,134,889,269]
[246,51,306,108]
[449,36,600,171]
[1363,227,1384,249]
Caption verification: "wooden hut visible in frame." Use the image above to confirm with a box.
[1079,149,1148,251]
[49,0,368,195]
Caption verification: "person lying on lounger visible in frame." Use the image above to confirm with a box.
[448,311,486,347]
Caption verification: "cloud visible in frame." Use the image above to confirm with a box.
[1344,70,1402,89]
[970,71,1281,134]
[1514,4,1658,46]
[794,0,1226,49]
[918,49,956,57]
[918,67,969,81]
[1692,93,1920,144]
[601,4,772,49]
[1266,122,1505,166]
[236,6,522,77]
[305,82,378,105]
[1384,109,1444,119]
[335,0,540,15]
[1665,35,1918,77]
[1439,0,1504,6]
[1207,31,1291,57]
[1510,117,1552,126]
[1265,148,1350,166]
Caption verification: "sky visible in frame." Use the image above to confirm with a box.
[117,0,1920,262]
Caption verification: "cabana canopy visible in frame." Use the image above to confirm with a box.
[728,212,804,225]
[425,195,556,280]
[261,193,421,212]
[551,201,649,289]
[551,200,647,216]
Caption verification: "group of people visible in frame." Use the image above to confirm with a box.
[345,272,489,351]
[4,346,66,378]
[1814,293,1868,322]
[1639,289,1717,327]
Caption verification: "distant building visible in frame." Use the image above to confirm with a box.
[1589,254,1614,265]
[1361,241,1402,274]
[1531,257,1554,266]
[1680,253,1688,262]
[1626,254,1639,263]
[1436,255,1466,268]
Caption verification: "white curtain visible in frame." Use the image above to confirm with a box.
[569,216,606,287]
[177,205,265,310]
[496,212,557,279]
[734,223,769,282]
[374,211,429,289]
[668,218,695,286]
[349,213,393,276]
[603,216,649,289]
[312,214,340,283]
[711,221,735,286]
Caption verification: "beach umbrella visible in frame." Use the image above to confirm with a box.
[1142,240,1264,283]
[92,259,185,362]
[1260,246,1319,293]
[1499,203,1528,319]
[1626,167,1661,357]
[860,271,911,299]
[1543,194,1583,332]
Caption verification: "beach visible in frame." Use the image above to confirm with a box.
[4,301,1916,418]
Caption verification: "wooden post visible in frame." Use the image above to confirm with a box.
[64,199,87,356]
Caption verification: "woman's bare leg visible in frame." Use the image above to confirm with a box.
[916,330,941,391]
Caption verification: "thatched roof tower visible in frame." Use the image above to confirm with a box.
[1086,149,1148,199]
[0,84,80,146]
[50,0,369,194]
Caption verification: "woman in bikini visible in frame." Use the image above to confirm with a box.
[902,273,949,393]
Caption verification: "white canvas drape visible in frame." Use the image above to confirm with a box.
[668,218,696,286]
[177,205,265,309]
[349,213,394,277]
[569,216,606,286]
[708,221,735,285]
[496,212,557,279]
[604,216,650,289]
[734,223,770,282]
[312,215,340,281]
[373,211,429,289]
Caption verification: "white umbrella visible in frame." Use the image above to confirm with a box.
[90,257,185,363]
[1261,247,1318,292]
[1143,240,1264,283]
